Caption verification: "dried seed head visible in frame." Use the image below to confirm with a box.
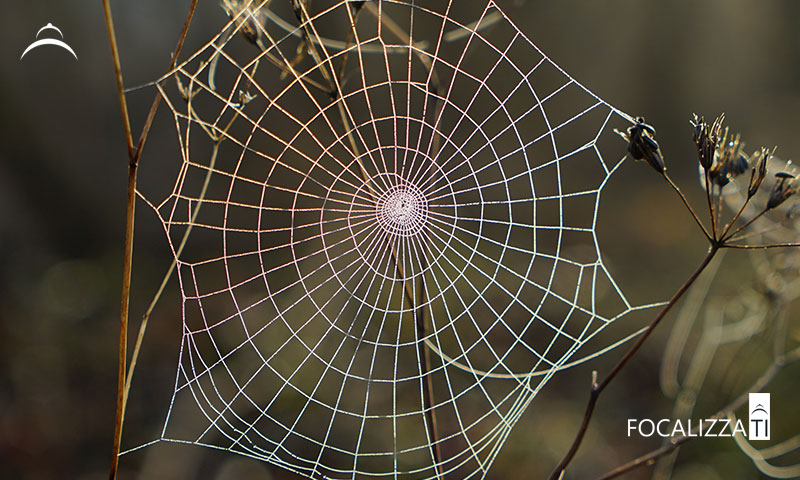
[747,147,772,198]
[691,113,724,171]
[767,171,799,210]
[709,128,749,188]
[615,117,666,174]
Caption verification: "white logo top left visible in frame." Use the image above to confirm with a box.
[20,23,78,61]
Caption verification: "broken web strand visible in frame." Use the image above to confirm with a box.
[125,1,665,479]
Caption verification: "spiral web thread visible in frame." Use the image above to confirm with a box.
[132,1,660,478]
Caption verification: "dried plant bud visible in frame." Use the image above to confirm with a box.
[747,147,771,198]
[221,0,270,46]
[691,113,724,171]
[615,117,666,174]
[767,171,799,210]
[709,128,749,188]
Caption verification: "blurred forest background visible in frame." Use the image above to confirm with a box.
[2,1,800,479]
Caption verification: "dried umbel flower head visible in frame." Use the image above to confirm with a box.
[616,117,666,174]
[691,113,725,171]
[767,171,799,210]
[748,147,772,198]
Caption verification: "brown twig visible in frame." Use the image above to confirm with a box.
[102,1,136,477]
[723,242,800,249]
[547,246,719,480]
[415,255,443,478]
[131,1,198,168]
[722,208,768,243]
[664,173,712,242]
[717,190,754,242]
[103,2,198,480]
[704,170,718,241]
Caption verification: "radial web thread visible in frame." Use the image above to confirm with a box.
[132,1,658,478]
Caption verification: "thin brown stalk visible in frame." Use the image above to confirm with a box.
[547,246,719,480]
[104,2,198,479]
[714,187,724,238]
[416,255,443,478]
[334,6,366,86]
[704,171,718,240]
[109,164,137,480]
[103,0,135,164]
[723,208,768,243]
[132,0,198,167]
[724,242,800,249]
[718,191,753,241]
[103,1,136,477]
[664,174,711,242]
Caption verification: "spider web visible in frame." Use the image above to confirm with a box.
[134,1,658,478]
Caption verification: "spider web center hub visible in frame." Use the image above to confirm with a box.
[376,182,428,238]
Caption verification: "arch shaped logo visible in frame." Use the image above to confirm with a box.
[20,23,77,61]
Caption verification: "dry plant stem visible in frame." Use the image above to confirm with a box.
[334,7,366,85]
[103,1,136,477]
[597,344,800,480]
[718,192,753,242]
[704,172,718,240]
[109,164,137,480]
[723,209,768,243]
[103,2,198,479]
[415,256,443,478]
[547,246,719,480]
[131,0,198,167]
[714,188,725,237]
[664,174,712,242]
[725,242,800,249]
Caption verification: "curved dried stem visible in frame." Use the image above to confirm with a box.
[547,246,719,480]
[724,242,800,249]
[664,173,712,242]
[722,208,768,243]
[718,189,754,241]
[704,169,718,241]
